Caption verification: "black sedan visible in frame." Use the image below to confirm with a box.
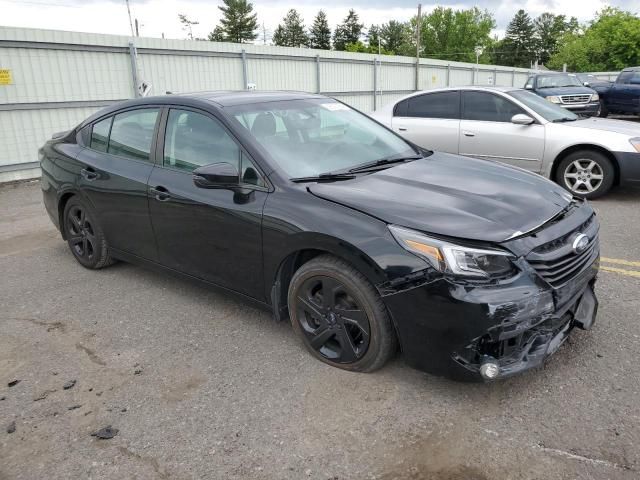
[40,91,600,381]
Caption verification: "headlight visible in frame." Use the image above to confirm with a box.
[389,225,516,278]
[630,138,640,153]
[591,93,599,101]
[546,96,561,104]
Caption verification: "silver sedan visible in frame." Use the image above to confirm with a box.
[372,86,640,198]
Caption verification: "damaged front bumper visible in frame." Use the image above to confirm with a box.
[381,257,599,382]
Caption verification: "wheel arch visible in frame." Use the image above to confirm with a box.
[57,190,77,240]
[551,144,620,186]
[268,236,388,323]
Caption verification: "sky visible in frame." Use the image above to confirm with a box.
[1,0,638,42]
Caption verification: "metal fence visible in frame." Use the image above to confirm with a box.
[0,26,615,182]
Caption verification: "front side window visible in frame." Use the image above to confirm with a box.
[108,108,159,162]
[462,91,524,122]
[164,109,240,173]
[229,99,416,178]
[406,91,460,119]
[508,90,578,122]
[90,117,112,152]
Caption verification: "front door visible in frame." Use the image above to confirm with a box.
[458,91,545,172]
[147,107,269,300]
[76,107,161,261]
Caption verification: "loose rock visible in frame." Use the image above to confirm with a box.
[8,380,20,388]
[7,421,16,434]
[91,426,119,439]
[63,380,76,390]
[68,404,82,410]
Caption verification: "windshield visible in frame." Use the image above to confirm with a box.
[537,74,583,88]
[508,90,579,122]
[228,98,416,178]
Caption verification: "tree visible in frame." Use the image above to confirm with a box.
[309,10,331,50]
[367,25,381,53]
[217,0,258,43]
[333,9,364,51]
[380,20,410,55]
[420,7,495,62]
[498,9,536,67]
[534,13,579,65]
[548,7,640,71]
[273,9,308,47]
[208,26,226,42]
[178,14,199,40]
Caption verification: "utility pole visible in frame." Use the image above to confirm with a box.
[415,3,421,91]
[125,0,135,37]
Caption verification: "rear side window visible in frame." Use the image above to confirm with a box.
[90,117,112,152]
[462,91,524,123]
[406,91,460,119]
[393,99,408,117]
[108,109,160,162]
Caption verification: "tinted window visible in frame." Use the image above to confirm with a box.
[164,109,240,173]
[393,99,408,117]
[617,71,640,84]
[90,117,112,152]
[406,92,459,119]
[462,91,524,122]
[108,109,159,162]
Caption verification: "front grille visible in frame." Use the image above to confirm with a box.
[526,213,599,288]
[560,94,591,104]
[528,238,599,287]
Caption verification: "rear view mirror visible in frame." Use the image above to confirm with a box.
[193,162,239,189]
[511,114,535,125]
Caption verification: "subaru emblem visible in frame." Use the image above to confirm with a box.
[572,234,589,254]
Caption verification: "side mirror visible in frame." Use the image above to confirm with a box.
[511,114,535,125]
[583,81,590,87]
[524,84,533,90]
[193,162,239,189]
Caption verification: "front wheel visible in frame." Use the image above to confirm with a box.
[555,150,615,199]
[63,197,114,269]
[288,255,397,372]
[598,101,608,118]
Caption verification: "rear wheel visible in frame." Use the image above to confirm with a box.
[598,101,608,118]
[288,255,397,372]
[63,197,114,269]
[555,150,615,199]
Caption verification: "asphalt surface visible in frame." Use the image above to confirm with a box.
[1,180,639,480]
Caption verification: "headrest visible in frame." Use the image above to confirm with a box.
[251,112,276,138]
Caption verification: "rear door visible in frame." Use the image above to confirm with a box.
[391,91,460,153]
[459,91,545,172]
[147,107,269,300]
[76,107,160,261]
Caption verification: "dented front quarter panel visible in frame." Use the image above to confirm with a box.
[379,199,599,381]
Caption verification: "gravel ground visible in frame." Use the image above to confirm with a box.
[1,180,639,480]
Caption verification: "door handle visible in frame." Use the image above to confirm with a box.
[463,131,476,137]
[80,167,98,181]
[398,127,407,131]
[149,186,171,202]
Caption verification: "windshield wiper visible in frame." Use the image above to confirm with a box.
[348,154,423,173]
[552,117,578,123]
[290,172,357,183]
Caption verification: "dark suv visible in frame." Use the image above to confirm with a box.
[525,73,600,116]
[591,67,640,117]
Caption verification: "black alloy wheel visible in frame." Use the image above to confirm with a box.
[296,275,371,363]
[288,255,397,372]
[63,197,114,269]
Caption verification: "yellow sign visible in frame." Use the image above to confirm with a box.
[0,69,12,85]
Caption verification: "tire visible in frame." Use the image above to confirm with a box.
[287,254,397,372]
[555,150,615,200]
[63,196,114,269]
[598,101,608,118]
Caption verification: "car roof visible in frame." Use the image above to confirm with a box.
[178,90,325,106]
[622,66,640,72]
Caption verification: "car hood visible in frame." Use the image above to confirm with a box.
[308,153,572,243]
[536,86,595,96]
[559,117,640,136]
